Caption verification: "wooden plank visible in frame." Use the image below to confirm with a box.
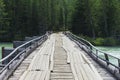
[19,71,28,80]
[74,51,93,80]
[62,34,103,80]
[50,34,74,80]
[72,53,86,80]
[62,37,78,80]
[62,46,70,64]
[35,71,42,80]
[50,40,55,72]
[69,55,79,80]
[78,50,103,80]
[89,64,103,80]
[45,71,50,80]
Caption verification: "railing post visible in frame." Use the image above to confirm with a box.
[30,42,32,49]
[7,66,10,70]
[2,47,4,59]
[118,59,120,73]
[89,46,92,53]
[2,47,4,64]
[104,54,109,65]
[96,50,98,58]
[25,44,26,50]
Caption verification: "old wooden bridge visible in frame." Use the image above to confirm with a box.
[0,32,119,80]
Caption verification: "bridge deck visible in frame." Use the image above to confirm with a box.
[50,34,74,80]
[8,33,116,80]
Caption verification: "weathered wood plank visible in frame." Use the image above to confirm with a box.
[50,34,74,80]
[62,35,104,80]
[20,34,56,80]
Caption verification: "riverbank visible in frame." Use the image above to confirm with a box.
[79,35,120,46]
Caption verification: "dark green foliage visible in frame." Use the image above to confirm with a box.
[1,0,120,44]
[0,0,10,42]
[93,38,104,46]
[0,0,76,42]
[80,36,119,46]
[103,37,118,46]
[72,0,120,38]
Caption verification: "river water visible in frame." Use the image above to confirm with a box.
[96,46,120,58]
[96,46,120,66]
[0,43,13,59]
[0,43,119,66]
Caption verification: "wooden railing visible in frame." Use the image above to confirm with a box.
[0,34,48,80]
[65,32,120,79]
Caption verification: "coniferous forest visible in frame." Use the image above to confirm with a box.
[0,0,120,43]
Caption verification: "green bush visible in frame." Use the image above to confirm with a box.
[78,34,94,43]
[78,34,119,46]
[103,37,118,46]
[93,38,105,46]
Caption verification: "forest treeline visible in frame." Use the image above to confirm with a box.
[0,0,120,42]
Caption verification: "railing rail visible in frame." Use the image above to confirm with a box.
[65,32,120,76]
[0,34,48,80]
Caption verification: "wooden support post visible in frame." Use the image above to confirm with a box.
[2,47,4,64]
[90,46,92,53]
[2,47,4,59]
[96,50,98,58]
[29,42,32,49]
[104,54,109,65]
[17,50,20,59]
[118,59,120,73]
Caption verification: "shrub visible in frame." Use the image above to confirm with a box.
[93,38,104,46]
[103,37,118,46]
[78,34,119,46]
[78,34,94,44]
